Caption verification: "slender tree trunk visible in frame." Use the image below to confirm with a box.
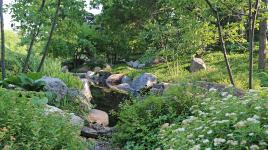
[0,0,5,80]
[23,0,46,72]
[248,0,260,89]
[37,0,61,72]
[204,0,235,86]
[258,0,267,70]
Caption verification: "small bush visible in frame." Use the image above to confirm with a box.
[112,85,206,149]
[0,88,86,149]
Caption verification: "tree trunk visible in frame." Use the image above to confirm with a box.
[0,0,6,80]
[23,0,46,72]
[204,0,235,86]
[248,0,260,89]
[37,0,61,72]
[258,0,267,70]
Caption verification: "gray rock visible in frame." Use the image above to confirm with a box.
[116,83,135,93]
[37,77,68,101]
[137,63,145,69]
[131,73,157,91]
[132,60,140,68]
[44,105,84,127]
[70,113,84,127]
[150,83,166,95]
[121,76,132,84]
[81,126,113,139]
[86,71,96,79]
[7,84,16,89]
[44,104,64,115]
[127,61,134,67]
[93,141,112,150]
[86,71,99,85]
[98,71,112,86]
[189,58,206,72]
[61,65,69,73]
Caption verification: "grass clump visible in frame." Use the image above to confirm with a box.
[0,88,86,149]
[41,58,83,90]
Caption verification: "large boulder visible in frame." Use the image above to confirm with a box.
[106,74,125,86]
[189,58,206,72]
[131,73,157,91]
[37,77,68,101]
[87,109,109,127]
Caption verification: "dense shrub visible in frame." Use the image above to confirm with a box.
[160,89,268,150]
[112,85,206,149]
[0,89,86,149]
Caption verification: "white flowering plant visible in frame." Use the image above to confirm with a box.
[160,90,268,150]
[112,85,207,149]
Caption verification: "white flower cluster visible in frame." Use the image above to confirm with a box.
[159,89,268,150]
[213,138,226,146]
[234,115,260,128]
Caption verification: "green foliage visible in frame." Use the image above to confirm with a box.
[0,73,45,91]
[31,96,49,106]
[160,90,268,150]
[42,58,83,89]
[0,88,86,149]
[112,85,205,149]
[17,74,45,91]
[10,0,89,60]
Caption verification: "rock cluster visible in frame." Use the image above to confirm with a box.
[127,60,146,69]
